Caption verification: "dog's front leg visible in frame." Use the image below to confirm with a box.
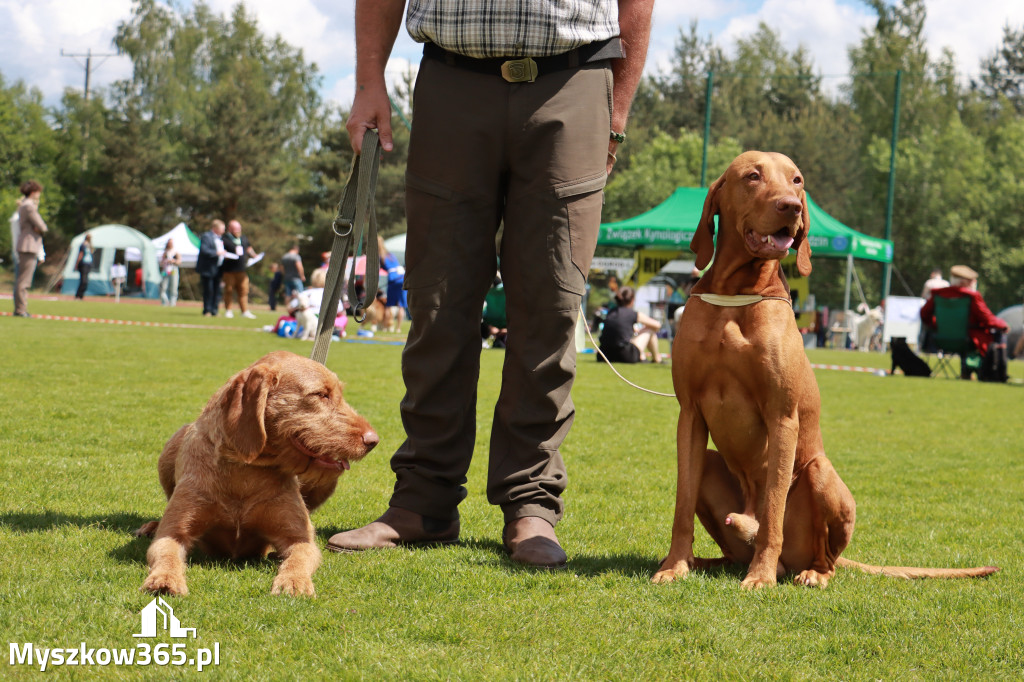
[268,516,320,597]
[742,412,798,590]
[653,409,708,584]
[142,491,214,596]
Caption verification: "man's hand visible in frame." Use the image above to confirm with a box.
[606,140,619,176]
[346,0,406,154]
[346,80,394,154]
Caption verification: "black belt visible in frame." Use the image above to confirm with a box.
[423,38,622,83]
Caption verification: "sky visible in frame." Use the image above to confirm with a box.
[2,0,1023,110]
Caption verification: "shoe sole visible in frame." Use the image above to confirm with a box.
[325,537,460,554]
[503,545,568,570]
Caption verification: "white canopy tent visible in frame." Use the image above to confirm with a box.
[126,222,201,267]
[383,233,405,266]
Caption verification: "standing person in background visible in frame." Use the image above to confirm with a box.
[221,220,258,319]
[378,236,406,332]
[268,262,283,311]
[74,233,94,300]
[281,244,305,297]
[920,267,949,300]
[328,0,655,569]
[159,238,182,306]
[197,219,226,317]
[13,180,48,317]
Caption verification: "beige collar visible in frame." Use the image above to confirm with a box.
[691,293,791,307]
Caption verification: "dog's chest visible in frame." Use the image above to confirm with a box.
[198,472,298,558]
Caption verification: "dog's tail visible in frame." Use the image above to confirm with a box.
[836,557,999,579]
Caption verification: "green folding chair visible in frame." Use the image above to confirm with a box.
[930,296,976,379]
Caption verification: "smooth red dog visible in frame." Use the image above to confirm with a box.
[136,351,379,596]
[653,151,998,589]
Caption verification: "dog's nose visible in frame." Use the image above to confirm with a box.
[776,196,801,215]
[362,430,380,451]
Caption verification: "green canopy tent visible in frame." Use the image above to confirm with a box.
[599,187,894,317]
[599,188,892,262]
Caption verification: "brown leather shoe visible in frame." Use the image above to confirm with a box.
[503,516,567,569]
[326,507,459,553]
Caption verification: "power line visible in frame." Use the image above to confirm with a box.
[60,48,120,103]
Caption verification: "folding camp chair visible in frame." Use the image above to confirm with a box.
[930,295,975,379]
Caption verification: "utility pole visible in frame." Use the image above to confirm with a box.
[61,48,120,230]
[881,69,902,304]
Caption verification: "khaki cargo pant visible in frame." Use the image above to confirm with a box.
[389,55,611,527]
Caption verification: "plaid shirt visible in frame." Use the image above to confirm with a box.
[406,0,619,58]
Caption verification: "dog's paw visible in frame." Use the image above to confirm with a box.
[794,570,831,588]
[739,574,777,590]
[652,559,691,584]
[141,572,188,596]
[271,575,316,597]
[134,521,160,538]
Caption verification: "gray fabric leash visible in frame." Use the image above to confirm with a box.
[310,130,381,365]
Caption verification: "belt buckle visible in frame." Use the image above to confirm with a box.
[501,57,538,83]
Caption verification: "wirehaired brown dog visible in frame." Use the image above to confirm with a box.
[136,351,379,596]
[653,151,998,588]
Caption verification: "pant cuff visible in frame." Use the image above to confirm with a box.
[502,502,561,528]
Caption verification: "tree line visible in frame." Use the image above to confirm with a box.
[2,0,1022,310]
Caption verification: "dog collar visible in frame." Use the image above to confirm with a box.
[691,293,791,307]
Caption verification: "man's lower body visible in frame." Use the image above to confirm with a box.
[75,264,91,299]
[222,271,254,318]
[200,273,221,316]
[14,252,38,316]
[328,54,610,567]
[284,277,303,297]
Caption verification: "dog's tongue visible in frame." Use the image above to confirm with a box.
[341,459,351,471]
[771,231,795,251]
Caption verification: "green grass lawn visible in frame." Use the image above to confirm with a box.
[2,296,1022,680]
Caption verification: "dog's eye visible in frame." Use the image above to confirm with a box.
[311,391,331,401]
[793,176,803,185]
[747,171,761,182]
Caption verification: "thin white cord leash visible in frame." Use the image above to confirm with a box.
[581,303,676,398]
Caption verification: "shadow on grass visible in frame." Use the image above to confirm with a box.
[0,510,151,535]
[110,535,284,570]
[314,525,748,580]
[0,511,284,571]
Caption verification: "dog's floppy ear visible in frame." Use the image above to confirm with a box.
[793,192,812,277]
[691,175,723,270]
[221,364,279,461]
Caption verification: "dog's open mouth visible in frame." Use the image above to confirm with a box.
[290,436,351,471]
[745,228,794,258]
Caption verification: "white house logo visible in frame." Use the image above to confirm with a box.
[8,598,220,671]
[134,597,196,639]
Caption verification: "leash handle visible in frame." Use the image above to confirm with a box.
[310,130,382,365]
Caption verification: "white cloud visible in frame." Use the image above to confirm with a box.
[0,0,133,101]
[718,0,875,78]
[922,0,1024,77]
